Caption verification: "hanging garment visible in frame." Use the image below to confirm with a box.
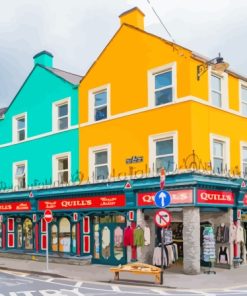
[152,247,168,267]
[123,226,134,246]
[114,227,123,247]
[236,225,244,243]
[134,227,144,247]
[102,226,110,248]
[162,229,173,245]
[218,246,229,264]
[230,223,237,243]
[144,226,150,246]
[166,245,175,264]
[216,225,229,243]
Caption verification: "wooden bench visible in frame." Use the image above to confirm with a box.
[110,262,163,285]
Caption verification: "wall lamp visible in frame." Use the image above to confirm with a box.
[197,53,229,81]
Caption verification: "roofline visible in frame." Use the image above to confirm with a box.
[119,7,145,17]
[33,50,53,59]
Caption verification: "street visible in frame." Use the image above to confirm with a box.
[0,270,247,296]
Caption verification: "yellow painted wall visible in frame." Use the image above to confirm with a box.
[228,75,239,111]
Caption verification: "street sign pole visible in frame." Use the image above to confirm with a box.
[46,221,49,271]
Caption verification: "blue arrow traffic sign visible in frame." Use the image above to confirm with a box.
[154,190,171,208]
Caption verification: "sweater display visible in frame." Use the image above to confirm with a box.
[153,243,178,267]
[134,227,144,247]
[216,225,229,243]
[123,226,134,246]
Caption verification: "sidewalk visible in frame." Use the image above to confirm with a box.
[0,257,247,290]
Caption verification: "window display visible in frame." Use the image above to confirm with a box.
[59,218,71,252]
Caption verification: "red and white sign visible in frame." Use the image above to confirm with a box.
[197,189,234,205]
[0,201,31,212]
[138,189,193,207]
[243,194,247,206]
[44,210,53,223]
[154,210,172,228]
[38,194,125,211]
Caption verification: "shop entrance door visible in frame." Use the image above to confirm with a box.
[99,223,126,265]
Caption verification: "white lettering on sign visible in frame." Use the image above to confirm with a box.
[200,192,232,202]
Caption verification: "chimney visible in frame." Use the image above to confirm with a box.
[119,7,145,30]
[33,51,53,67]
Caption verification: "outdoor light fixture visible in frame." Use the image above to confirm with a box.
[197,53,229,80]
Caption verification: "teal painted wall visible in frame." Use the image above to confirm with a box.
[0,64,79,189]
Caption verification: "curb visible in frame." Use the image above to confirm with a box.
[0,266,66,278]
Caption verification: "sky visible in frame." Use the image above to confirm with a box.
[0,0,247,108]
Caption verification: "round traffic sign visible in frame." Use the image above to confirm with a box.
[154,210,172,228]
[154,190,171,208]
[44,209,53,223]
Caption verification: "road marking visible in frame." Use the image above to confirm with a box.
[150,288,169,295]
[74,281,83,287]
[45,278,54,282]
[111,285,121,292]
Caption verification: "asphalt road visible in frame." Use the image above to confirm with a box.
[0,270,247,296]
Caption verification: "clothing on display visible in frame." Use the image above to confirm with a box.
[162,229,173,245]
[153,244,178,267]
[216,224,229,243]
[144,226,151,246]
[230,223,237,243]
[201,226,216,263]
[134,226,144,247]
[236,225,244,243]
[217,246,229,264]
[123,226,134,246]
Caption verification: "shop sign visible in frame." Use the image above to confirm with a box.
[137,189,193,207]
[125,156,143,164]
[197,189,234,205]
[0,201,31,212]
[38,194,126,211]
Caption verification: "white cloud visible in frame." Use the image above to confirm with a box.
[0,0,246,108]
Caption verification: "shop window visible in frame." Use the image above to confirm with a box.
[13,113,27,142]
[240,85,247,116]
[241,145,247,177]
[51,224,58,252]
[211,135,229,174]
[53,153,70,185]
[59,218,71,252]
[17,224,22,248]
[89,85,110,123]
[52,98,70,131]
[89,145,111,181]
[23,218,33,250]
[72,224,76,254]
[148,63,176,107]
[13,161,27,189]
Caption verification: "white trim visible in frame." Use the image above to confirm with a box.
[0,125,78,149]
[52,152,71,185]
[88,84,111,123]
[239,80,247,117]
[52,97,71,132]
[12,160,28,190]
[88,144,111,182]
[148,131,178,175]
[210,134,230,173]
[208,67,228,109]
[148,62,177,108]
[12,112,27,143]
[240,141,247,177]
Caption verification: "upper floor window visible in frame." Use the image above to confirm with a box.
[52,98,70,132]
[241,145,247,177]
[13,161,27,189]
[53,153,70,185]
[148,63,176,108]
[211,135,229,174]
[89,85,110,123]
[211,74,222,107]
[240,85,247,116]
[149,132,177,175]
[13,114,26,142]
[154,71,173,106]
[89,145,111,181]
[94,90,107,121]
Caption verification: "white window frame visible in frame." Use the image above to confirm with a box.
[210,134,230,174]
[240,142,247,178]
[208,68,228,109]
[89,144,111,182]
[52,152,71,185]
[13,160,27,190]
[239,81,247,116]
[12,113,27,143]
[149,131,178,176]
[88,84,110,123]
[52,98,71,132]
[148,62,177,108]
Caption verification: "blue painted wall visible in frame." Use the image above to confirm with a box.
[0,52,79,189]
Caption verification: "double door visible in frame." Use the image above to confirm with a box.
[93,222,126,265]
